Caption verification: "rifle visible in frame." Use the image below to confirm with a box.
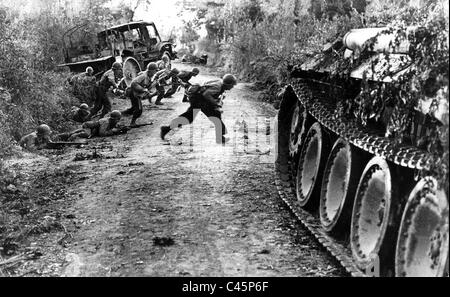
[46,141,86,149]
[115,122,154,134]
[130,122,153,128]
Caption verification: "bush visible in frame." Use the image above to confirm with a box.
[0,7,79,158]
[217,0,448,103]
[223,1,363,101]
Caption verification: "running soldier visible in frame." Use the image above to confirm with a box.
[90,62,122,119]
[121,62,159,126]
[153,68,180,105]
[164,68,200,101]
[160,74,237,144]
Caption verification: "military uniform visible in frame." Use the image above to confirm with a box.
[82,118,121,137]
[161,74,237,144]
[157,59,171,71]
[19,132,51,150]
[90,69,118,118]
[123,71,154,124]
[59,118,121,142]
[71,107,90,123]
[153,69,178,105]
[69,72,96,104]
[169,80,227,141]
[164,70,197,100]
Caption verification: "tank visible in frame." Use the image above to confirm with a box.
[275,26,449,277]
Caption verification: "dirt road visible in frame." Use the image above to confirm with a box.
[1,63,345,277]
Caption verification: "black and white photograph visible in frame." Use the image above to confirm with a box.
[0,0,448,283]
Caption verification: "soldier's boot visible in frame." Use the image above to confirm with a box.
[148,92,158,104]
[122,108,134,116]
[130,117,140,127]
[221,136,231,144]
[160,126,171,140]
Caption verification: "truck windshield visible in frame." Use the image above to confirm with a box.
[147,25,160,43]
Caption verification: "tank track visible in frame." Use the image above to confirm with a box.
[291,80,432,171]
[274,79,434,277]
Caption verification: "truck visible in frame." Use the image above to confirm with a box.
[59,21,177,87]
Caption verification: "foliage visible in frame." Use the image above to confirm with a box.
[0,1,142,159]
[224,0,363,92]
[180,21,200,52]
[0,9,77,158]
[210,0,448,184]
[333,3,449,186]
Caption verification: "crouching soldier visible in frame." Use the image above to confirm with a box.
[164,68,200,101]
[157,55,171,71]
[90,62,122,119]
[153,68,180,105]
[68,66,94,89]
[122,62,159,126]
[71,103,91,123]
[160,74,237,144]
[19,124,52,151]
[60,110,124,141]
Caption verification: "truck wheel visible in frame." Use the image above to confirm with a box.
[162,51,171,60]
[123,57,142,87]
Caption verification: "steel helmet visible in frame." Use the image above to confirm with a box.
[170,68,180,76]
[110,110,122,120]
[223,74,237,86]
[80,103,89,110]
[192,68,200,75]
[36,124,51,136]
[86,67,94,75]
[147,62,158,71]
[112,62,122,70]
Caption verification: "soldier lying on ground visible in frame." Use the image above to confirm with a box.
[19,124,52,151]
[153,68,180,105]
[164,68,200,101]
[90,62,122,119]
[160,74,237,144]
[58,110,124,141]
[71,103,91,123]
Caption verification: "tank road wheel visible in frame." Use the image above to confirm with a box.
[351,157,398,276]
[320,139,366,234]
[395,177,449,277]
[296,123,330,210]
[288,103,309,158]
[122,57,142,88]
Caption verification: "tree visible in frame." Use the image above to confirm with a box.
[118,0,152,22]
[180,21,200,52]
